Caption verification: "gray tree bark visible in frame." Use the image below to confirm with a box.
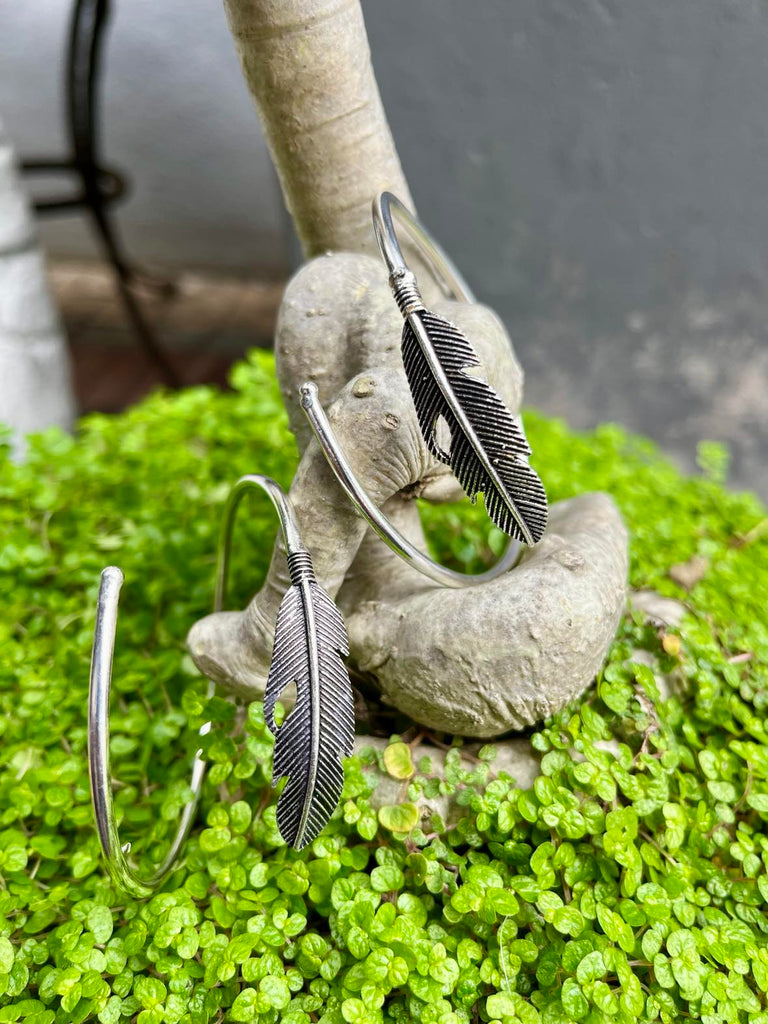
[0,121,75,455]
[222,0,413,257]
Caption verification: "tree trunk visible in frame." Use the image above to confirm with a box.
[221,0,413,257]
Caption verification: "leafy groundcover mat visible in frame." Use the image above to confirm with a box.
[1,351,768,1024]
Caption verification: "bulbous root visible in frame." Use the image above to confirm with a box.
[187,253,629,736]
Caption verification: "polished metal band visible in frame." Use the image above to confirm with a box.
[372,191,475,303]
[88,474,301,897]
[300,382,522,588]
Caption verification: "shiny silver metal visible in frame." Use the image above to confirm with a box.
[297,191,543,586]
[88,474,308,897]
[88,567,210,898]
[299,382,522,588]
[371,191,475,304]
[264,544,354,852]
[371,191,548,547]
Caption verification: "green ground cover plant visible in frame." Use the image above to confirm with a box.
[1,351,768,1024]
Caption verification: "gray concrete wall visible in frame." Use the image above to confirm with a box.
[364,0,768,496]
[3,0,768,494]
[368,0,768,317]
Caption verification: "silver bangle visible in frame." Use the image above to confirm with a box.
[371,191,476,304]
[372,192,548,548]
[88,475,313,897]
[88,564,207,899]
[299,382,522,588]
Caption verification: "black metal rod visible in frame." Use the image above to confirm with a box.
[20,0,179,386]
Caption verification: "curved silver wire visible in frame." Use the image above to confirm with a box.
[300,383,521,588]
[88,474,302,898]
[372,191,475,303]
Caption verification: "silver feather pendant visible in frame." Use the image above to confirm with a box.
[263,548,355,850]
[395,275,548,545]
[371,192,548,546]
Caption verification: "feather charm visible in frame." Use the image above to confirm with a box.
[394,273,548,545]
[263,549,354,850]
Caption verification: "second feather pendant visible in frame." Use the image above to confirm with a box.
[265,546,354,850]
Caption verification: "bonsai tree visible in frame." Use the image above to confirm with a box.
[187,0,629,740]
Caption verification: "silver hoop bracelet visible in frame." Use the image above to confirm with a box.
[371,191,476,304]
[372,192,547,548]
[88,474,354,896]
[300,382,522,588]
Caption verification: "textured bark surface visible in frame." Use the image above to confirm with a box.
[221,0,413,257]
[0,122,75,454]
[348,493,628,735]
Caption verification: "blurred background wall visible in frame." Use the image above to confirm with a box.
[3,0,768,494]
[1,0,287,274]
